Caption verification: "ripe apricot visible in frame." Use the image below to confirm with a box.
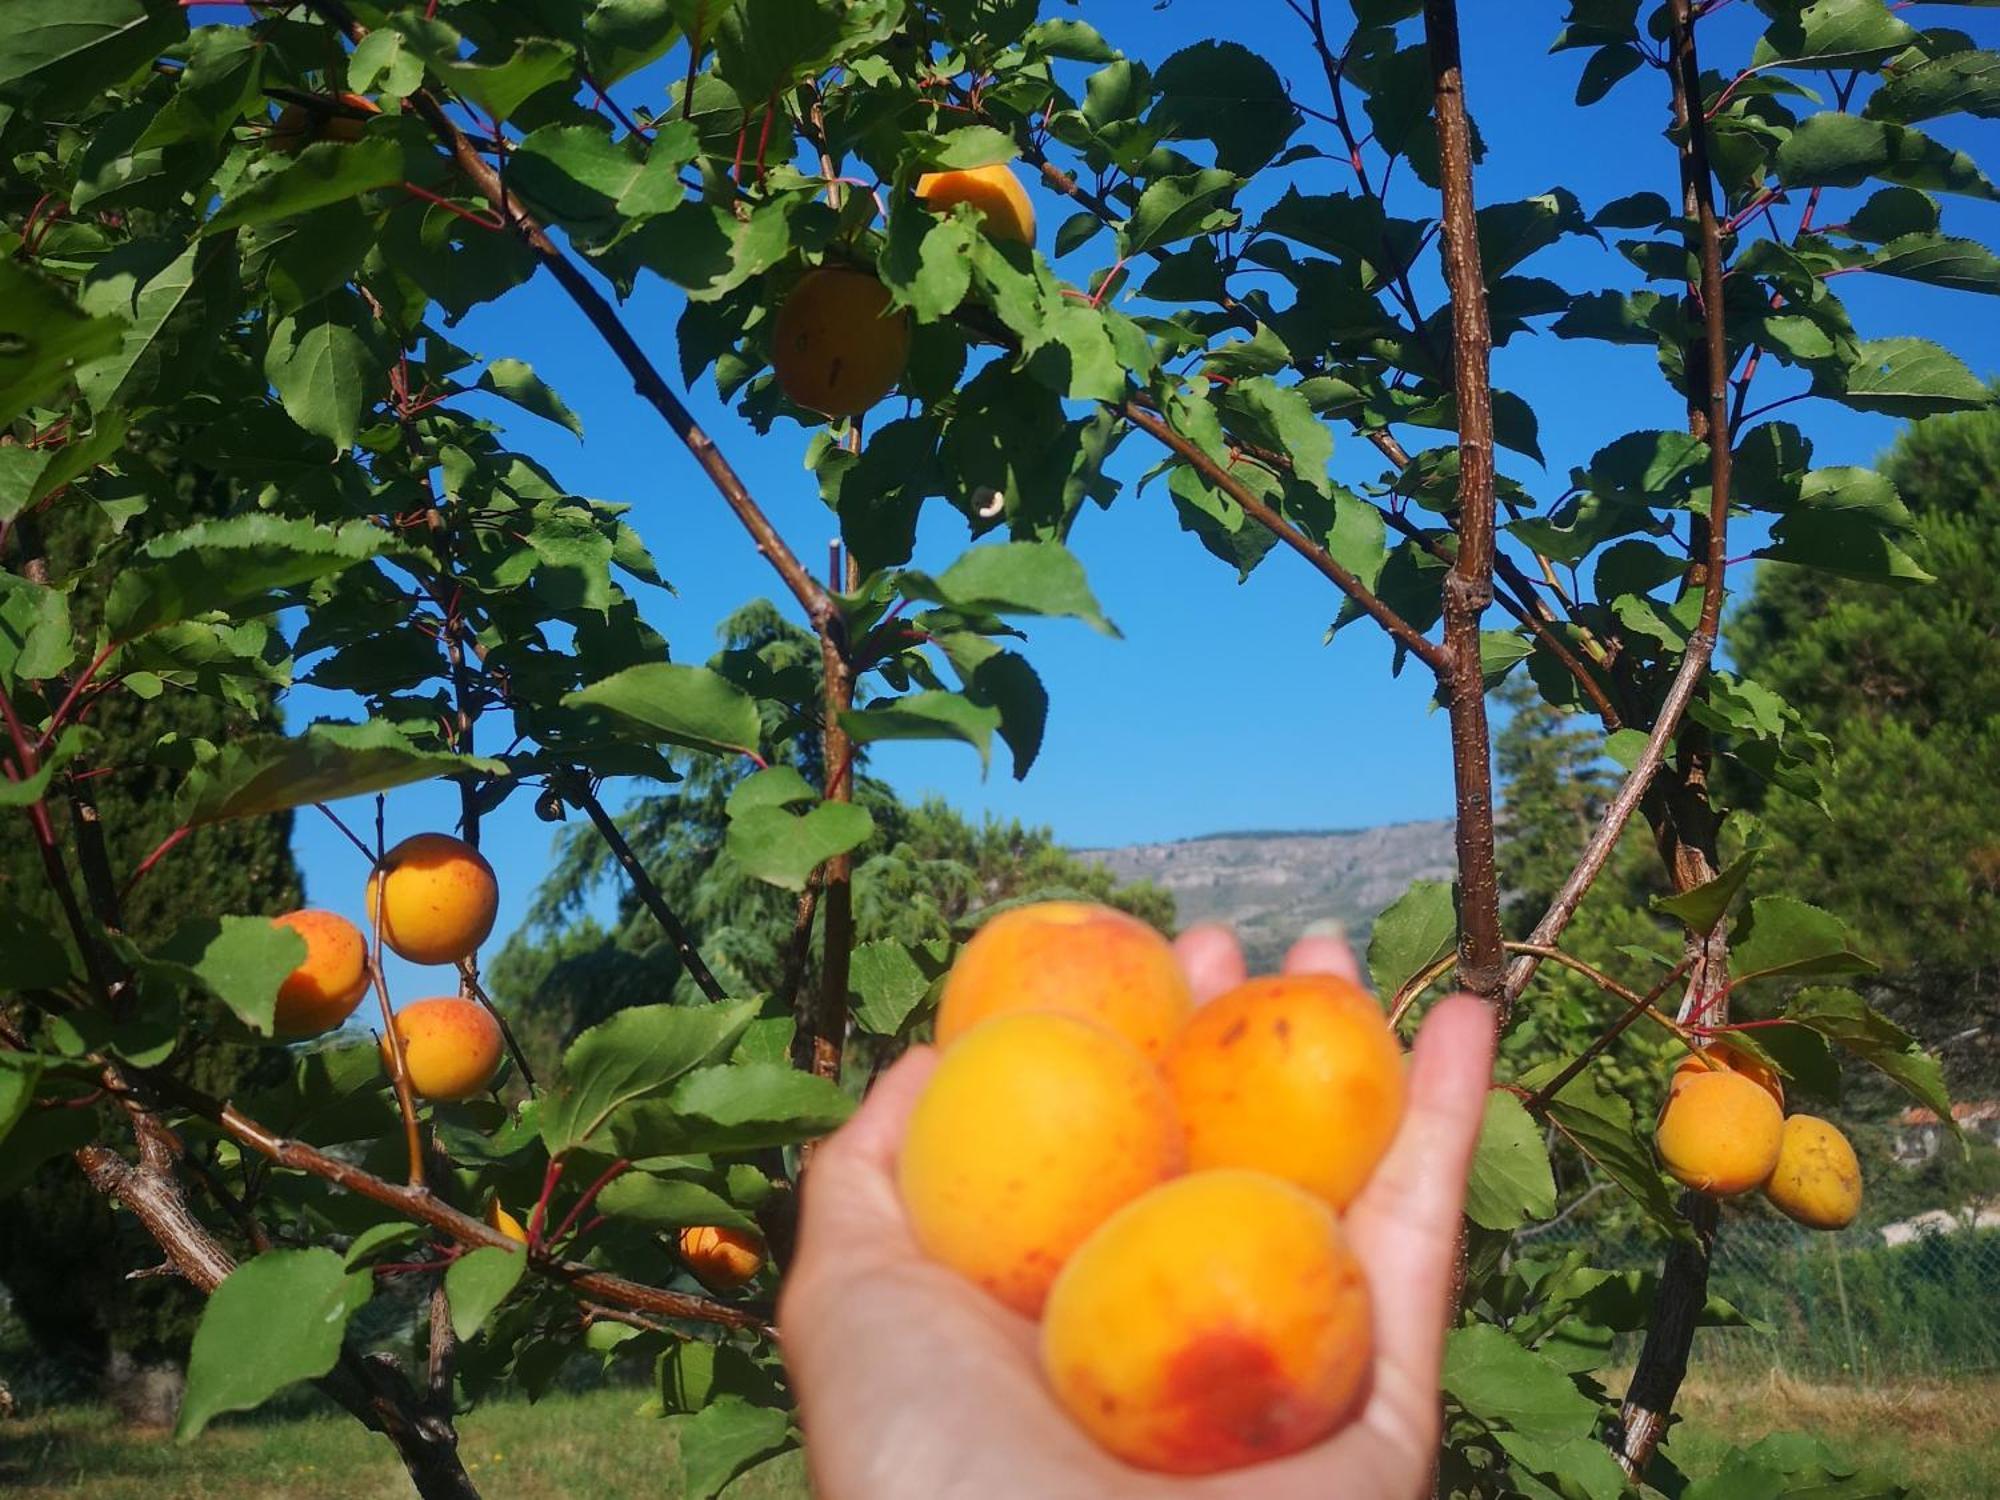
[1653,1066,1784,1196]
[364,833,498,966]
[679,1225,765,1291]
[1671,1041,1783,1108]
[769,267,911,418]
[381,996,504,1102]
[270,909,369,1037]
[1764,1115,1863,1230]
[270,93,375,154]
[486,1200,529,1246]
[934,901,1192,1062]
[915,162,1036,244]
[1042,1170,1371,1475]
[899,1012,1183,1317]
[1166,974,1405,1211]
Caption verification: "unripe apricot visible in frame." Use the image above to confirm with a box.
[899,1012,1184,1317]
[679,1225,765,1291]
[1042,1170,1371,1475]
[934,901,1192,1062]
[1764,1115,1863,1230]
[381,996,504,1102]
[1653,1067,1784,1196]
[1671,1042,1783,1108]
[915,162,1036,244]
[364,833,498,966]
[1166,974,1405,1211]
[486,1201,528,1246]
[270,909,369,1037]
[769,268,911,418]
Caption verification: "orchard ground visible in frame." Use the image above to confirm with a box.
[10,1374,1998,1500]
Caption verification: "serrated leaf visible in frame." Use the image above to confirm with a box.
[901,541,1118,634]
[539,999,760,1156]
[265,297,378,453]
[0,0,180,96]
[1528,1063,1685,1232]
[1816,336,1992,417]
[0,573,75,683]
[1368,878,1458,1001]
[178,720,506,825]
[1784,986,1950,1120]
[0,261,129,426]
[152,914,307,1036]
[669,1397,793,1500]
[726,800,875,893]
[106,514,382,639]
[1120,169,1241,257]
[1730,896,1878,985]
[177,1250,370,1440]
[612,1062,854,1157]
[1753,0,1917,70]
[446,1245,525,1340]
[476,357,584,437]
[205,137,406,235]
[1865,49,2000,125]
[1442,1323,1599,1442]
[1865,231,2000,293]
[1465,1091,1558,1230]
[725,765,816,817]
[596,1172,756,1232]
[848,938,945,1037]
[566,663,763,760]
[1653,850,1758,934]
[841,692,1001,770]
[1774,113,1998,199]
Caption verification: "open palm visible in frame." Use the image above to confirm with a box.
[779,924,1497,1499]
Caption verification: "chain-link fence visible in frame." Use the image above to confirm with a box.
[1523,1210,2000,1382]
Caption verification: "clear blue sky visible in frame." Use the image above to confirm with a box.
[267,3,2000,987]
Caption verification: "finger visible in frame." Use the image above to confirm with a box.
[1174,922,1246,1006]
[1280,922,1363,985]
[791,1047,937,1257]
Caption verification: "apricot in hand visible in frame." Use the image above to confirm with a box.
[899,1012,1184,1317]
[1042,1169,1372,1475]
[915,163,1036,244]
[1653,1062,1784,1195]
[770,268,911,418]
[933,901,1192,1062]
[679,1225,766,1291]
[270,909,369,1037]
[381,995,504,1102]
[1166,974,1406,1210]
[365,833,499,966]
[1763,1114,1862,1229]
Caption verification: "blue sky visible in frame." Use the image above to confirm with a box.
[266,2,2000,986]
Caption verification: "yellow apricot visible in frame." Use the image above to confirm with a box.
[915,162,1036,244]
[1042,1170,1371,1475]
[679,1225,765,1291]
[1764,1115,1862,1230]
[934,901,1192,1063]
[270,909,369,1037]
[1671,1041,1784,1108]
[1166,974,1405,1211]
[899,1012,1183,1317]
[486,1200,528,1246]
[769,267,911,418]
[381,996,504,1102]
[1653,1067,1784,1196]
[364,833,498,966]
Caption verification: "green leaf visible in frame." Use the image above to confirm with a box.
[1865,49,2000,125]
[1120,169,1241,257]
[0,1107,99,1197]
[265,297,377,453]
[0,0,180,96]
[1731,896,1878,985]
[901,541,1118,634]
[404,28,577,123]
[1367,878,1457,1000]
[1653,850,1758,934]
[848,938,945,1037]
[76,238,225,413]
[1784,986,1951,1120]
[1753,0,1917,70]
[1493,1430,1631,1500]
[726,800,875,893]
[596,1172,757,1233]
[0,1054,42,1150]
[340,1222,426,1269]
[1529,1063,1685,1232]
[477,357,584,437]
[669,1397,794,1500]
[205,137,406,235]
[1442,1323,1599,1442]
[1842,185,1940,241]
[177,1250,371,1440]
[725,765,816,816]
[842,692,1001,770]
[508,122,690,244]
[882,207,979,323]
[1465,1092,1558,1231]
[1864,231,2000,293]
[106,514,382,639]
[1150,41,1297,173]
[0,261,128,426]
[0,573,75,683]
[152,914,307,1037]
[179,720,507,825]
[1774,113,1998,200]
[1816,336,1992,417]
[446,1245,525,1340]
[908,124,1016,170]
[349,27,426,98]
[539,999,760,1156]
[612,1062,855,1157]
[566,663,763,760]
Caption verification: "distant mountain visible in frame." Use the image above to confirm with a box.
[1078,820,1457,974]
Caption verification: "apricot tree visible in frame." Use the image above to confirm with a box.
[0,0,1989,1496]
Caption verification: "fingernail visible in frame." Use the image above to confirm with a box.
[1301,919,1348,942]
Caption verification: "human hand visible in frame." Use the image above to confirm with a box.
[778,923,1497,1500]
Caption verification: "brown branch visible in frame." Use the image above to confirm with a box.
[802,542,858,1087]
[1522,951,1697,1113]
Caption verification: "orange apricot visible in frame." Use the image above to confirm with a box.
[364,833,498,966]
[486,1200,529,1246]
[270,909,369,1037]
[769,267,911,418]
[915,162,1036,244]
[1671,1041,1784,1108]
[1166,974,1405,1211]
[269,94,375,155]
[899,1012,1184,1317]
[1764,1114,1863,1230]
[1041,1170,1372,1475]
[679,1225,766,1291]
[381,995,504,1102]
[934,901,1192,1062]
[1653,1066,1784,1196]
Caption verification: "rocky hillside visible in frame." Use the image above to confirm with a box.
[1079,820,1456,974]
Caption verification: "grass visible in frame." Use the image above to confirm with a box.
[5,1374,1995,1498]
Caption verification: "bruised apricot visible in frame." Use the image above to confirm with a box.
[1166,974,1405,1211]
[381,995,504,1102]
[1042,1170,1371,1475]
[486,1200,528,1246]
[364,833,498,966]
[679,1225,766,1291]
[769,267,911,418]
[899,1012,1183,1317]
[934,901,1192,1062]
[916,162,1036,244]
[270,909,369,1037]
[1764,1115,1863,1230]
[1671,1041,1783,1108]
[1653,1066,1784,1196]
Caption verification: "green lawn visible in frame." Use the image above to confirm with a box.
[5,1375,1994,1498]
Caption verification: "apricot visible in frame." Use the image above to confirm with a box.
[1671,1041,1783,1108]
[915,162,1036,245]
[1764,1115,1863,1230]
[1166,974,1405,1211]
[1042,1170,1371,1475]
[486,1200,528,1247]
[270,93,375,154]
[679,1225,765,1291]
[769,267,911,418]
[1653,1066,1784,1196]
[934,901,1192,1063]
[364,833,498,966]
[381,995,504,1102]
[899,1012,1184,1317]
[270,909,369,1037]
